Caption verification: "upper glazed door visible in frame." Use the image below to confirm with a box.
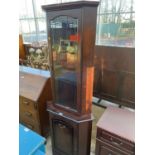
[47,9,82,113]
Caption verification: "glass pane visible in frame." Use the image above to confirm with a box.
[19,21,22,34]
[62,0,80,2]
[22,33,37,42]
[95,14,100,44]
[97,0,135,47]
[38,33,47,42]
[19,0,34,18]
[26,0,34,18]
[29,20,36,33]
[99,0,134,14]
[96,13,135,47]
[19,0,27,18]
[20,20,30,33]
[38,19,47,41]
[44,0,62,5]
[34,0,46,17]
[50,16,79,110]
[38,19,46,33]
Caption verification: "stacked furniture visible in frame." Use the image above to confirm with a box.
[95,107,135,155]
[93,46,135,109]
[42,1,99,155]
[19,66,52,136]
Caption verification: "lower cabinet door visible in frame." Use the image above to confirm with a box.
[52,119,74,155]
[96,139,131,155]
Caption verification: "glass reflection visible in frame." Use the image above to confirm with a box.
[50,16,78,110]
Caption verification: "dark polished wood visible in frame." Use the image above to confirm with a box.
[96,139,132,155]
[19,69,52,136]
[48,109,93,155]
[95,107,135,155]
[42,1,99,116]
[93,46,135,108]
[42,1,99,155]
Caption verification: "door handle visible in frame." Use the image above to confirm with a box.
[110,137,123,146]
[58,123,66,129]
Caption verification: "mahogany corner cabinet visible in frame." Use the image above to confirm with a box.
[42,1,99,155]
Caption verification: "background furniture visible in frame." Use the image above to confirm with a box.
[42,1,99,155]
[19,34,26,60]
[19,66,52,136]
[95,107,135,155]
[93,46,135,109]
[19,41,49,70]
[19,124,46,155]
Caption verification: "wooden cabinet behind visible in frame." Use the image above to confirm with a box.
[93,46,135,108]
[95,107,135,155]
[19,70,52,136]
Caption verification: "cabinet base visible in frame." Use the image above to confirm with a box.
[48,109,93,155]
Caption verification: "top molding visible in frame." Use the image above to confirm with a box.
[42,1,99,11]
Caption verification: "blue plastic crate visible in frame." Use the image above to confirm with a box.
[19,124,46,155]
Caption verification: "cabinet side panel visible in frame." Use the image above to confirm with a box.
[78,120,92,155]
[81,6,98,114]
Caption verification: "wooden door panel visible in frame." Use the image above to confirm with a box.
[52,119,74,155]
